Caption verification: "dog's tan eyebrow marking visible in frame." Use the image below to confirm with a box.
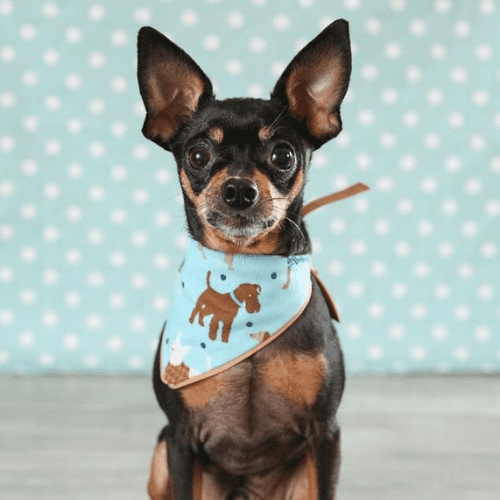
[207,126,224,144]
[258,126,274,142]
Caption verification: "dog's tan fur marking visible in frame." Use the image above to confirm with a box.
[180,169,198,205]
[180,376,224,409]
[147,440,170,500]
[258,126,274,142]
[262,351,327,406]
[207,126,224,144]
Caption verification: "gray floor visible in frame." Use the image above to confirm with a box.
[1,375,499,500]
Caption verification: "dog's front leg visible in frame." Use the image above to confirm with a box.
[314,425,341,500]
[166,426,196,500]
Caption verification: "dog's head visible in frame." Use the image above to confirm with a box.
[137,21,351,255]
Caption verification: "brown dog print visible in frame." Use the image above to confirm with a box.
[189,271,261,343]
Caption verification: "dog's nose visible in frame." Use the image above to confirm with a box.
[222,179,258,210]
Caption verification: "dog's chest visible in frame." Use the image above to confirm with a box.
[179,341,328,472]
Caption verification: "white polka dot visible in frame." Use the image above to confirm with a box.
[411,303,428,320]
[347,323,363,339]
[461,221,478,238]
[133,145,149,161]
[1,224,14,241]
[485,199,500,217]
[0,0,13,15]
[83,354,99,368]
[380,132,396,148]
[350,240,367,256]
[385,42,402,59]
[367,344,384,359]
[444,155,462,172]
[409,19,426,36]
[88,4,105,22]
[65,73,82,90]
[19,331,36,348]
[65,249,82,265]
[472,89,490,106]
[389,324,405,340]
[450,66,468,84]
[89,51,106,69]
[464,178,482,195]
[63,333,80,350]
[20,247,37,263]
[0,45,16,63]
[344,0,361,9]
[273,14,291,30]
[249,37,266,53]
[413,261,431,278]
[67,162,83,178]
[358,109,375,126]
[203,35,221,51]
[40,353,55,367]
[20,24,37,41]
[370,261,388,277]
[453,344,471,361]
[490,157,500,173]
[131,230,149,248]
[418,220,434,237]
[89,141,106,158]
[469,134,486,151]
[373,218,390,236]
[20,203,37,220]
[107,336,124,351]
[88,229,105,245]
[228,11,244,29]
[435,0,452,13]
[66,27,82,43]
[86,314,103,330]
[134,7,151,23]
[448,111,466,128]
[181,9,197,26]
[0,135,15,153]
[430,44,447,60]
[365,17,382,35]
[437,241,454,258]
[394,240,411,257]
[400,154,417,171]
[475,44,493,61]
[41,2,59,19]
[298,0,315,7]
[43,226,60,242]
[153,296,169,312]
[454,21,470,37]
[226,59,243,75]
[109,293,126,309]
[111,76,127,93]
[109,251,126,268]
[420,177,438,194]
[410,345,427,361]
[434,283,451,300]
[41,311,59,328]
[477,283,494,301]
[110,121,127,138]
[381,88,398,104]
[355,153,372,170]
[479,0,496,14]
[66,205,83,223]
[361,64,378,81]
[328,260,344,277]
[397,198,414,215]
[457,262,474,279]
[110,165,127,182]
[426,88,444,105]
[474,326,491,342]
[247,83,265,98]
[111,29,128,46]
[347,281,365,298]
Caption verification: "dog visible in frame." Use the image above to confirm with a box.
[189,271,262,343]
[138,19,352,500]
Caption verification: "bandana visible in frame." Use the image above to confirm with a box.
[160,182,369,389]
[160,239,314,388]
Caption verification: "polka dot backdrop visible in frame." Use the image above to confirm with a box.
[0,0,498,375]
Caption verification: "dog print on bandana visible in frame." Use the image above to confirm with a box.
[160,238,314,388]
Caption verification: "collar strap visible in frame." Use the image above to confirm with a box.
[302,182,370,217]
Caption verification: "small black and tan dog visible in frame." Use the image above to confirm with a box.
[138,19,352,500]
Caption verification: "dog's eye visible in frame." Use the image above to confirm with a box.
[188,145,212,169]
[270,145,295,170]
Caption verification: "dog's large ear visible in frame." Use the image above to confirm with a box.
[271,20,352,149]
[137,27,214,150]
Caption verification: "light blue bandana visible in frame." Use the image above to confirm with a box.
[160,238,313,388]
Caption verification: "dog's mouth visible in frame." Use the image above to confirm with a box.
[206,210,278,239]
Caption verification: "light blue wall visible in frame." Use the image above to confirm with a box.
[1,0,498,374]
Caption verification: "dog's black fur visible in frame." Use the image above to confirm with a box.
[138,19,352,500]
